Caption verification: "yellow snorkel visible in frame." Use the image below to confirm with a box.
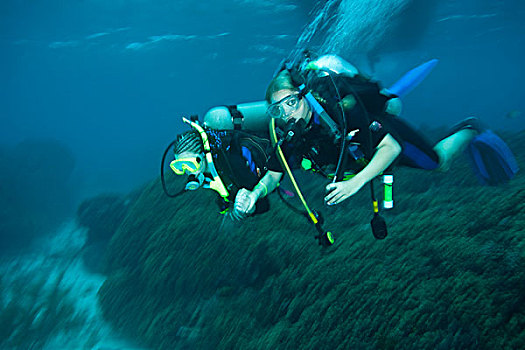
[182,117,230,199]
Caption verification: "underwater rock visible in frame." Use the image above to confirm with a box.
[76,194,131,243]
[0,139,76,253]
[76,192,139,272]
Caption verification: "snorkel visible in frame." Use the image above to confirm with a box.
[160,115,230,201]
[181,117,229,198]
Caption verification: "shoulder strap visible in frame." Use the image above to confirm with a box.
[226,105,244,130]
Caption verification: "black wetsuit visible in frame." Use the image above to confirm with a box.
[267,73,440,174]
[207,129,271,214]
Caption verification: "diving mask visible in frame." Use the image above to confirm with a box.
[267,93,302,119]
[170,155,204,175]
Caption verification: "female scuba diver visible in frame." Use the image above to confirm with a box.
[236,56,517,217]
[165,117,273,220]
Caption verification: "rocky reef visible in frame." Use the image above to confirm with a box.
[97,130,525,349]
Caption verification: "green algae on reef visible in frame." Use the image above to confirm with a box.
[97,130,525,350]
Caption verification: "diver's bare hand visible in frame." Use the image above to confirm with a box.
[325,177,365,205]
[232,188,257,220]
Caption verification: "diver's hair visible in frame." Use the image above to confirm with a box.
[174,131,204,155]
[265,69,299,103]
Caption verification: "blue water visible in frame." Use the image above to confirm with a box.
[2,0,524,196]
[1,0,306,196]
[1,1,524,346]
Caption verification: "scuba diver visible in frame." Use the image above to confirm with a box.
[162,117,273,221]
[234,52,518,225]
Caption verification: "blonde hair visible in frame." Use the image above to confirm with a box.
[265,70,299,103]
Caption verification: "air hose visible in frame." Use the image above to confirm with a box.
[322,70,388,239]
[160,140,186,198]
[294,59,389,240]
[270,118,334,247]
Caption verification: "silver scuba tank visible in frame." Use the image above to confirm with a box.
[306,54,402,116]
[304,54,360,78]
[202,54,362,132]
[203,101,269,131]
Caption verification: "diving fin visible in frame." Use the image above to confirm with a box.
[467,130,519,185]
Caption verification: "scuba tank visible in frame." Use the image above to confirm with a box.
[280,51,361,85]
[304,53,360,78]
[203,101,269,131]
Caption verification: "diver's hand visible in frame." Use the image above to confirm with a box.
[232,188,257,221]
[325,177,365,205]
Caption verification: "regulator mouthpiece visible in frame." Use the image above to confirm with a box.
[185,173,204,191]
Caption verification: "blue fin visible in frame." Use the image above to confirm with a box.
[386,59,439,98]
[467,130,519,185]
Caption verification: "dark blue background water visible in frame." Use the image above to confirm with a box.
[1,0,524,199]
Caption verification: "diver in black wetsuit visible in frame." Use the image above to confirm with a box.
[168,118,272,220]
[234,68,480,213]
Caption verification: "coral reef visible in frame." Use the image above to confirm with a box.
[98,130,525,349]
